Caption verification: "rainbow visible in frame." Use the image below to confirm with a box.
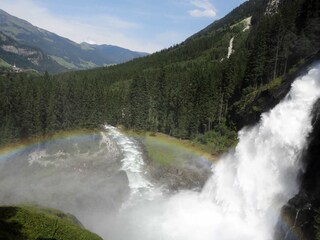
[125,130,217,162]
[276,211,306,240]
[0,128,215,163]
[0,129,101,163]
[0,128,302,239]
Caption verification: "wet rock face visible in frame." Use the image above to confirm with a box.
[301,99,320,206]
[233,52,320,130]
[274,100,320,240]
[274,193,315,240]
[233,53,320,239]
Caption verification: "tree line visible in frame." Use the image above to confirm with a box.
[0,0,318,147]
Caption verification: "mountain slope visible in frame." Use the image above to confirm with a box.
[1,0,319,142]
[0,31,66,73]
[80,42,148,65]
[0,9,148,72]
[189,0,266,39]
[0,0,319,237]
[0,0,268,141]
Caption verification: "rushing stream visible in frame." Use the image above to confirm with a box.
[0,64,319,240]
[103,125,162,206]
[104,64,320,240]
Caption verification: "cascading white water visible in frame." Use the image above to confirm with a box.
[0,65,319,240]
[103,125,161,204]
[198,64,320,239]
[104,64,320,240]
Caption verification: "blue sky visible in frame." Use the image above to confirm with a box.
[1,0,246,53]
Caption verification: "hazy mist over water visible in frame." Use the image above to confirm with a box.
[0,65,319,240]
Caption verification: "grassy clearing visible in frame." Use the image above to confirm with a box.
[0,204,102,240]
[49,55,78,69]
[123,129,217,166]
[0,58,10,68]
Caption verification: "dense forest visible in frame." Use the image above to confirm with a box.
[1,0,320,238]
[0,0,319,150]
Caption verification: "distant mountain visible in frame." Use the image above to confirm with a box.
[1,0,320,239]
[0,9,148,73]
[79,42,148,66]
[0,31,66,73]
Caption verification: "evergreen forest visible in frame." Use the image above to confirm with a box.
[0,0,319,150]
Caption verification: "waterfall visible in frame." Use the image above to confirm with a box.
[227,37,234,59]
[103,125,161,204]
[105,64,320,240]
[1,65,318,240]
[199,64,320,239]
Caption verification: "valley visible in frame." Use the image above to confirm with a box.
[0,0,319,239]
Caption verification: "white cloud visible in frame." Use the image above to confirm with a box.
[189,8,216,17]
[0,0,160,52]
[188,0,216,18]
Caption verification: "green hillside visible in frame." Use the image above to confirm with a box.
[0,205,102,240]
[55,0,319,137]
[0,0,319,238]
[0,57,10,67]
[0,0,318,145]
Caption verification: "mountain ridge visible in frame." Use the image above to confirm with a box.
[0,0,319,238]
[0,31,66,73]
[0,9,148,72]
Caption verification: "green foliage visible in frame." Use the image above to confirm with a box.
[195,124,237,153]
[267,76,283,89]
[0,205,102,240]
[0,0,318,148]
[144,140,175,166]
[234,76,283,114]
[0,71,127,145]
[130,131,215,166]
[0,58,10,68]
[243,0,319,91]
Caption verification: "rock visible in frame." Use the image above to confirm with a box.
[233,51,320,239]
[274,99,320,240]
[145,154,212,192]
[265,0,281,15]
[232,50,320,129]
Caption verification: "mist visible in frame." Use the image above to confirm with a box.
[0,132,129,231]
[0,65,320,240]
